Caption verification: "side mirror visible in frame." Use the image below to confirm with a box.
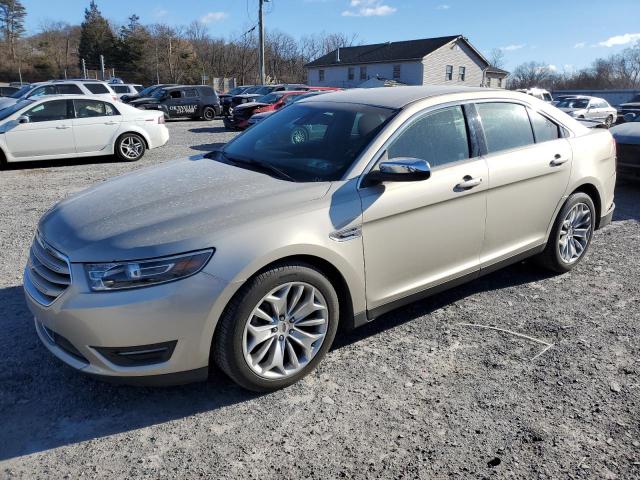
[364,157,431,185]
[17,115,30,124]
[623,113,636,122]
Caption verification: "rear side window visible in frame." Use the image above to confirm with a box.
[74,99,116,118]
[184,89,198,97]
[198,86,215,97]
[387,106,470,168]
[83,83,109,94]
[57,84,83,94]
[530,111,561,143]
[112,85,129,93]
[477,103,535,154]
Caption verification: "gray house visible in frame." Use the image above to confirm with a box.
[305,35,508,89]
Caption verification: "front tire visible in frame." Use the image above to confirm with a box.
[536,192,596,273]
[202,106,216,121]
[213,262,339,392]
[605,115,613,128]
[115,133,145,162]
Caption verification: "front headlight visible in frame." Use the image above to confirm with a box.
[85,249,214,291]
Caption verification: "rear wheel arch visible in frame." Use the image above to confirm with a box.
[571,183,601,227]
[116,130,149,149]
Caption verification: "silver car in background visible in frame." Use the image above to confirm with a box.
[556,96,618,127]
[24,86,616,391]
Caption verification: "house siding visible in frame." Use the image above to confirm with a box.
[422,40,485,87]
[307,61,423,88]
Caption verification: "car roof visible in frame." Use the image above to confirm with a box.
[303,85,492,109]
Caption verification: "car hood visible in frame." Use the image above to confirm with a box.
[234,94,261,100]
[610,122,640,144]
[619,102,640,109]
[251,111,276,120]
[39,157,332,262]
[235,101,269,111]
[129,97,159,106]
[0,97,18,110]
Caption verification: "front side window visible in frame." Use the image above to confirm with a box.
[112,85,130,93]
[319,69,325,81]
[445,65,453,81]
[28,85,57,98]
[74,99,115,118]
[477,102,535,154]
[83,83,109,94]
[170,90,182,99]
[530,111,561,143]
[458,66,466,81]
[221,102,397,182]
[387,106,470,168]
[24,100,70,122]
[348,67,354,80]
[360,66,367,80]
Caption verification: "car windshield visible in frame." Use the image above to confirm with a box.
[10,85,33,98]
[629,95,640,103]
[137,85,158,96]
[227,87,246,96]
[221,102,397,182]
[557,99,588,109]
[244,86,262,94]
[0,99,32,121]
[255,86,275,95]
[256,93,283,104]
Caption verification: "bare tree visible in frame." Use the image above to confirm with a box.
[488,48,506,69]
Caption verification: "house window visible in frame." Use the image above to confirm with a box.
[486,77,491,87]
[445,65,453,81]
[498,78,503,88]
[458,66,466,81]
[348,67,354,80]
[319,69,325,82]
[393,64,401,79]
[360,66,367,80]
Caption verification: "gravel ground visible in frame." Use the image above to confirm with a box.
[0,120,639,479]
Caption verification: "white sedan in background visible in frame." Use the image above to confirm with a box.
[0,95,169,166]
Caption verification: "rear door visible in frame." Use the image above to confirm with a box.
[164,89,186,118]
[477,102,572,266]
[71,99,122,154]
[5,99,75,158]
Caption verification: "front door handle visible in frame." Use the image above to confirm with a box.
[456,176,483,190]
[55,125,70,129]
[104,121,118,125]
[550,154,569,166]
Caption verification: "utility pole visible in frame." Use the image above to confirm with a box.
[258,0,267,85]
[100,54,105,80]
[82,58,87,79]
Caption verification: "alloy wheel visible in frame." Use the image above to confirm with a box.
[242,281,329,379]
[119,135,143,160]
[558,202,592,263]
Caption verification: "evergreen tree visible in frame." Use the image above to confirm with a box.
[0,0,27,60]
[115,14,149,78]
[78,0,116,71]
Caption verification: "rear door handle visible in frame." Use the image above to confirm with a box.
[104,121,118,125]
[55,125,70,129]
[456,176,483,190]
[550,154,569,166]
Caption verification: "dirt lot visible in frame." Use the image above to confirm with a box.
[0,120,639,479]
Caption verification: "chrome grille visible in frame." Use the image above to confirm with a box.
[25,232,71,306]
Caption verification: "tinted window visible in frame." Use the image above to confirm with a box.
[74,99,113,118]
[170,90,182,99]
[134,85,144,92]
[24,100,70,122]
[223,102,396,182]
[83,83,109,94]
[28,85,57,98]
[557,99,588,109]
[184,89,198,97]
[477,103,535,153]
[387,106,470,168]
[112,85,129,93]
[530,111,560,143]
[198,86,215,97]
[57,84,83,94]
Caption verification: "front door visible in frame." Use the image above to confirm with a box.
[476,102,572,266]
[359,105,488,311]
[5,99,75,159]
[71,99,121,154]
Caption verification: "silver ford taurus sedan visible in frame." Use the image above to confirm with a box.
[24,86,616,391]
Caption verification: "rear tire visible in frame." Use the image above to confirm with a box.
[605,115,613,128]
[115,133,146,162]
[202,106,216,121]
[213,262,339,392]
[536,192,596,273]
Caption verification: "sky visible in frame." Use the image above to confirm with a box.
[20,0,640,72]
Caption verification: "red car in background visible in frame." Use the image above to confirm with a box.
[224,89,339,130]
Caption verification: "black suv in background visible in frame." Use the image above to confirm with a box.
[219,85,253,115]
[122,84,178,103]
[130,85,221,120]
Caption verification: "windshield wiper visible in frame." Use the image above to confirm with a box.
[220,151,296,182]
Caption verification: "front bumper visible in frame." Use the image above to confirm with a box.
[25,265,230,384]
[223,115,249,130]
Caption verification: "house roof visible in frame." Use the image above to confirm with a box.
[486,66,510,75]
[305,35,479,68]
